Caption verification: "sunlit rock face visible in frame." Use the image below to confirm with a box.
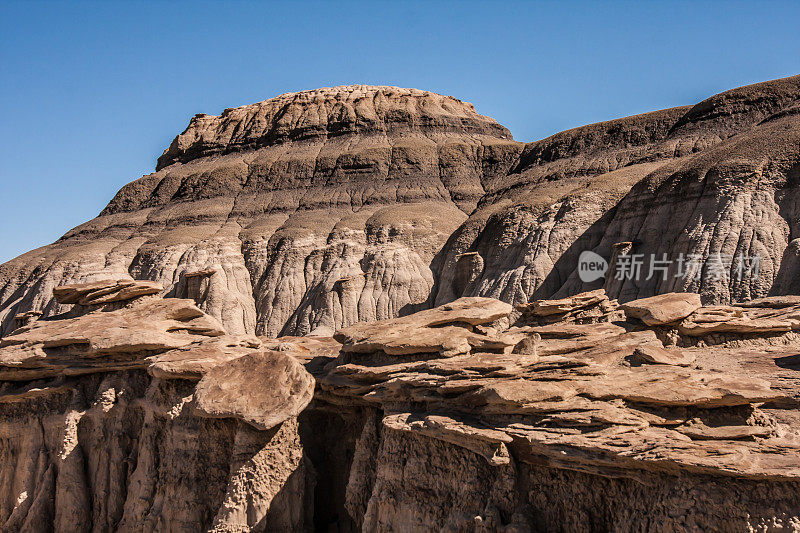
[2,76,800,341]
[2,284,800,531]
[0,85,521,338]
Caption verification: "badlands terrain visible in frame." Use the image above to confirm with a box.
[0,76,799,531]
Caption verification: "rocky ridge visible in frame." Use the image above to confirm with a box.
[2,77,800,341]
[2,76,800,531]
[0,281,798,530]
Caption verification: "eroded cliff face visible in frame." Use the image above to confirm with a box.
[0,86,521,338]
[435,75,800,307]
[1,281,799,532]
[3,77,800,340]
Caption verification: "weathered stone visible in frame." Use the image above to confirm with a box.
[0,298,225,380]
[520,289,608,317]
[382,412,513,466]
[334,297,514,357]
[146,335,262,380]
[13,311,41,329]
[739,295,800,308]
[53,279,162,306]
[621,293,702,325]
[194,350,315,431]
[676,421,774,440]
[631,345,695,366]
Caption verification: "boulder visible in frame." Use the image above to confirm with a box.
[193,350,315,431]
[53,279,163,306]
[621,293,702,325]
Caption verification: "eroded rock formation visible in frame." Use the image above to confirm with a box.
[0,86,520,338]
[2,76,800,531]
[2,77,800,340]
[0,282,798,531]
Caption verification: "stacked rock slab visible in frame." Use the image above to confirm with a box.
[1,287,800,530]
[317,289,800,531]
[0,280,319,532]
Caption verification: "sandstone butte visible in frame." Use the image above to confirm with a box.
[0,78,799,531]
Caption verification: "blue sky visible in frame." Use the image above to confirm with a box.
[1,0,799,263]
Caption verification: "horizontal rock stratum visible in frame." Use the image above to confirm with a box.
[2,77,800,340]
[0,282,799,530]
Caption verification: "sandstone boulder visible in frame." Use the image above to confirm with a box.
[53,279,163,306]
[193,350,315,431]
[621,292,701,325]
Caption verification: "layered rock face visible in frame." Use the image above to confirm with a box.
[435,75,800,307]
[0,86,521,338]
[1,282,799,531]
[3,77,800,340]
[2,77,800,531]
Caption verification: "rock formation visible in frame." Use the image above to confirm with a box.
[0,283,798,531]
[0,86,520,338]
[2,76,800,531]
[2,77,799,339]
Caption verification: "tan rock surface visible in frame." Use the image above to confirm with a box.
[334,296,514,356]
[1,75,800,531]
[146,335,263,379]
[621,292,702,325]
[520,289,608,316]
[0,297,225,380]
[53,279,163,306]
[631,345,695,366]
[194,350,315,431]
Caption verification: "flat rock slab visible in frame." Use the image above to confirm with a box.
[147,335,263,380]
[0,298,226,380]
[335,296,514,357]
[621,293,701,325]
[632,345,695,366]
[521,289,608,316]
[739,295,800,308]
[53,279,162,306]
[415,297,513,326]
[679,317,797,336]
[194,350,315,431]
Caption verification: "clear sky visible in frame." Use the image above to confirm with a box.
[1,0,799,264]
